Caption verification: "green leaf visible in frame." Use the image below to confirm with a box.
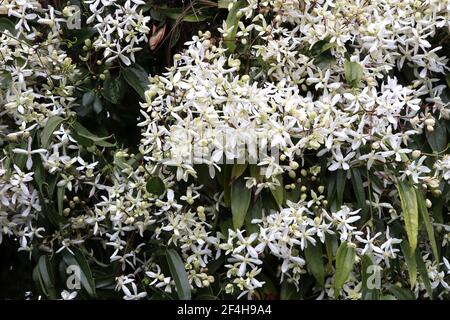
[81,92,103,114]
[72,121,115,147]
[102,74,125,104]
[0,71,12,90]
[40,116,65,148]
[122,64,149,99]
[93,95,103,114]
[400,240,417,288]
[0,17,16,34]
[231,177,251,229]
[380,294,397,300]
[35,255,57,299]
[280,280,301,300]
[350,168,368,222]
[82,91,95,108]
[344,60,363,87]
[223,0,246,53]
[416,188,439,262]
[336,169,345,208]
[445,73,450,88]
[415,250,433,299]
[146,176,165,196]
[397,178,419,252]
[166,249,191,300]
[245,197,262,234]
[270,175,284,206]
[231,163,248,181]
[304,243,325,286]
[388,285,415,300]
[325,234,337,273]
[334,242,356,298]
[426,118,447,153]
[57,186,65,216]
[360,255,380,300]
[310,38,334,57]
[61,247,97,298]
[158,7,210,22]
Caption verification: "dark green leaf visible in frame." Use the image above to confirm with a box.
[416,188,439,262]
[400,240,417,288]
[40,116,65,148]
[72,121,115,147]
[334,242,356,298]
[245,197,262,234]
[231,163,247,181]
[360,255,380,300]
[270,175,284,206]
[158,7,210,22]
[336,169,345,208]
[231,177,251,229]
[57,186,65,216]
[92,95,103,114]
[166,249,191,300]
[304,243,325,286]
[0,17,16,34]
[426,119,447,153]
[350,168,368,222]
[146,176,165,196]
[310,38,334,57]
[0,71,12,90]
[61,247,97,298]
[415,250,433,298]
[397,178,419,252]
[122,64,149,99]
[102,74,125,104]
[388,285,415,300]
[35,255,57,299]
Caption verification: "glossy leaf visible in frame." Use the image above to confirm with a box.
[166,249,191,300]
[41,116,64,148]
[35,255,57,299]
[304,243,325,286]
[388,285,415,300]
[334,242,356,298]
[122,64,149,99]
[270,175,284,206]
[426,118,447,153]
[397,179,419,252]
[400,241,417,288]
[360,255,380,300]
[231,178,251,229]
[415,250,433,298]
[102,75,125,104]
[61,247,97,298]
[231,163,247,182]
[146,176,165,196]
[416,188,439,262]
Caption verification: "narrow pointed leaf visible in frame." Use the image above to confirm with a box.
[231,178,251,229]
[166,249,191,300]
[416,188,439,262]
[400,241,417,289]
[334,242,356,298]
[397,179,419,252]
[304,243,325,286]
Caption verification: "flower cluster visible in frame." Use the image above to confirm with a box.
[0,0,449,301]
[84,0,151,66]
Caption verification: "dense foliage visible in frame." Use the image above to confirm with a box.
[0,0,450,300]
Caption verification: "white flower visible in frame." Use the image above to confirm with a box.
[12,137,47,170]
